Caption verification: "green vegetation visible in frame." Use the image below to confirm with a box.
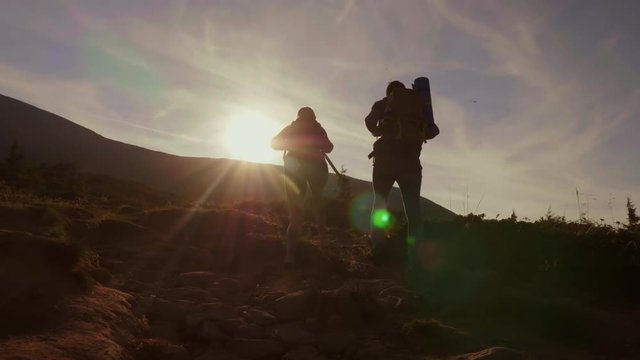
[0,142,174,207]
[626,197,639,230]
[385,210,640,348]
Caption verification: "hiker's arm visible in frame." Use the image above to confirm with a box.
[365,100,385,136]
[270,126,292,150]
[318,127,334,154]
[272,125,317,151]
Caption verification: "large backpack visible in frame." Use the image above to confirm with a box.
[413,76,439,140]
[383,87,427,143]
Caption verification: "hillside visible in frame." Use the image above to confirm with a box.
[1,175,639,359]
[0,94,454,221]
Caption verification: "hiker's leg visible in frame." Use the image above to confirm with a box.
[397,169,424,269]
[398,170,425,289]
[284,162,306,264]
[309,163,329,238]
[371,165,395,257]
[286,194,304,264]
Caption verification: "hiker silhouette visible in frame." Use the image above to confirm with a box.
[271,107,334,265]
[365,80,426,268]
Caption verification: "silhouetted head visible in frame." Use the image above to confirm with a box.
[386,80,406,96]
[297,107,316,122]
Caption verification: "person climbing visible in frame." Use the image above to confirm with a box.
[271,107,334,266]
[365,80,430,268]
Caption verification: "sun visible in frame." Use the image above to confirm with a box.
[223,111,282,163]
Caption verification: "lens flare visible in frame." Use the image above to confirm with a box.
[372,209,394,230]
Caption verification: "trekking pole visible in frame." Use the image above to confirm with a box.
[323,153,343,178]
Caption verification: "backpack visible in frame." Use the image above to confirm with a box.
[412,76,439,140]
[383,87,428,143]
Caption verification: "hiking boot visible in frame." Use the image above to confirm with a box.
[369,235,388,266]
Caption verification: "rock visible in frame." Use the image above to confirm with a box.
[147,320,183,342]
[271,291,314,322]
[376,295,407,311]
[160,286,212,302]
[403,318,479,355]
[225,338,285,360]
[266,323,315,345]
[283,346,326,360]
[116,204,140,215]
[136,338,190,360]
[217,277,241,293]
[235,323,265,339]
[148,298,192,323]
[378,286,412,298]
[449,347,530,360]
[217,318,247,336]
[133,270,161,283]
[215,317,265,338]
[256,292,282,306]
[353,339,387,360]
[186,302,240,327]
[302,317,321,332]
[243,308,277,326]
[177,271,217,288]
[199,319,227,342]
[318,331,355,354]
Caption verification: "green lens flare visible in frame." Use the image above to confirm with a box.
[372,209,394,230]
[407,236,416,246]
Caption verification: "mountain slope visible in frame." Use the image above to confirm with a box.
[0,94,454,220]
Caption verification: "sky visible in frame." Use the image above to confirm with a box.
[1,0,639,223]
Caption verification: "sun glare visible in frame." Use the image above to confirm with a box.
[223,111,281,163]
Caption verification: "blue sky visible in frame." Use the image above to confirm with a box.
[1,0,639,222]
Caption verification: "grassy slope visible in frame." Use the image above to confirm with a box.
[0,168,639,359]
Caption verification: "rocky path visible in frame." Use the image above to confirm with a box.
[104,228,426,360]
[0,205,530,360]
